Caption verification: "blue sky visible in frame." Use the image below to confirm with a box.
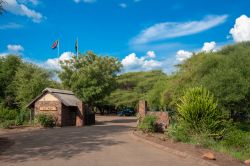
[1,0,250,73]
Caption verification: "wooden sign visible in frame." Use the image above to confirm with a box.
[39,106,57,111]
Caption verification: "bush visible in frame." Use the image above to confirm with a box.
[15,109,30,126]
[0,120,15,129]
[167,123,190,142]
[222,128,249,148]
[138,115,157,133]
[0,107,18,121]
[36,114,55,128]
[177,87,227,138]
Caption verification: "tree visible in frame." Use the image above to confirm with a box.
[13,63,55,107]
[162,42,250,121]
[0,0,5,15]
[59,51,122,107]
[147,76,168,111]
[0,55,22,107]
[104,70,167,109]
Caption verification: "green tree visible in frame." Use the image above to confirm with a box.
[162,42,250,121]
[0,0,4,15]
[13,63,54,107]
[0,55,22,107]
[59,51,122,107]
[105,70,167,109]
[147,76,168,111]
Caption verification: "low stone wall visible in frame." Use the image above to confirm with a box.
[138,100,170,132]
[147,111,170,132]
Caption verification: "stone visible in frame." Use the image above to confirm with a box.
[244,159,250,165]
[202,152,216,160]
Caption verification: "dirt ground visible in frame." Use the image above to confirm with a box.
[0,115,243,166]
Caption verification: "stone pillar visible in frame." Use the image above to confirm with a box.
[76,101,85,127]
[138,100,147,118]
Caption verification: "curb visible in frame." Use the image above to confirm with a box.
[131,131,218,166]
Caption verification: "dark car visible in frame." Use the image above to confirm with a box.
[117,108,135,116]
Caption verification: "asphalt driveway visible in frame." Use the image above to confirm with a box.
[0,116,212,166]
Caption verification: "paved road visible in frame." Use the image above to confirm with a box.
[0,116,212,166]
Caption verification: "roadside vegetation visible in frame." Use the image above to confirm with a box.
[136,42,250,161]
[0,55,60,128]
[0,41,249,160]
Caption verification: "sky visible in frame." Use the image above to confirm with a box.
[1,0,250,73]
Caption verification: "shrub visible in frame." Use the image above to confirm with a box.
[138,115,157,133]
[222,128,249,148]
[0,107,18,121]
[15,109,30,126]
[36,114,55,128]
[0,120,15,129]
[177,87,227,139]
[167,123,190,142]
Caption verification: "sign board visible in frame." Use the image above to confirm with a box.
[39,106,57,111]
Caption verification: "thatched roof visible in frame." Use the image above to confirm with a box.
[27,88,81,108]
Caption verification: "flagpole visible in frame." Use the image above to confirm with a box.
[58,40,60,57]
[76,37,78,57]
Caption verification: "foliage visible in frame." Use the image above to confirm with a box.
[15,108,30,126]
[177,87,227,138]
[0,106,18,122]
[36,114,55,128]
[0,55,22,107]
[59,51,122,107]
[0,0,4,15]
[147,76,168,111]
[138,115,157,133]
[167,123,190,142]
[162,42,250,121]
[13,63,54,107]
[105,70,167,109]
[0,120,15,129]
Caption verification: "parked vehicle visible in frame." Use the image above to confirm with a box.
[117,108,135,116]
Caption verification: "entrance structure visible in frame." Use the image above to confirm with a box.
[27,88,94,127]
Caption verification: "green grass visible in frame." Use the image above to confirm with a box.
[166,123,250,161]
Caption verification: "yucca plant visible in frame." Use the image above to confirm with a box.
[177,87,226,139]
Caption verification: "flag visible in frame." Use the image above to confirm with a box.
[75,38,78,53]
[51,40,59,49]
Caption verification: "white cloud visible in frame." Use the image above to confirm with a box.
[74,0,96,3]
[121,52,162,72]
[176,41,217,61]
[132,15,228,44]
[176,50,192,62]
[146,51,156,58]
[7,44,24,53]
[0,53,8,57]
[0,23,23,30]
[119,3,127,8]
[3,0,43,23]
[201,41,216,52]
[230,15,250,42]
[46,52,74,69]
[0,44,24,56]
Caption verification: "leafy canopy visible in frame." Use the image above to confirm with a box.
[59,51,122,106]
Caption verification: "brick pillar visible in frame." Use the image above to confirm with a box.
[76,101,85,127]
[138,100,147,118]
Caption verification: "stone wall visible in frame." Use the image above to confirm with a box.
[34,101,62,126]
[76,101,85,127]
[138,100,170,132]
[147,111,170,132]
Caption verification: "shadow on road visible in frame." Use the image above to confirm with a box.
[0,117,136,163]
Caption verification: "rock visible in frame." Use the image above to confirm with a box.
[202,152,216,160]
[245,159,250,165]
